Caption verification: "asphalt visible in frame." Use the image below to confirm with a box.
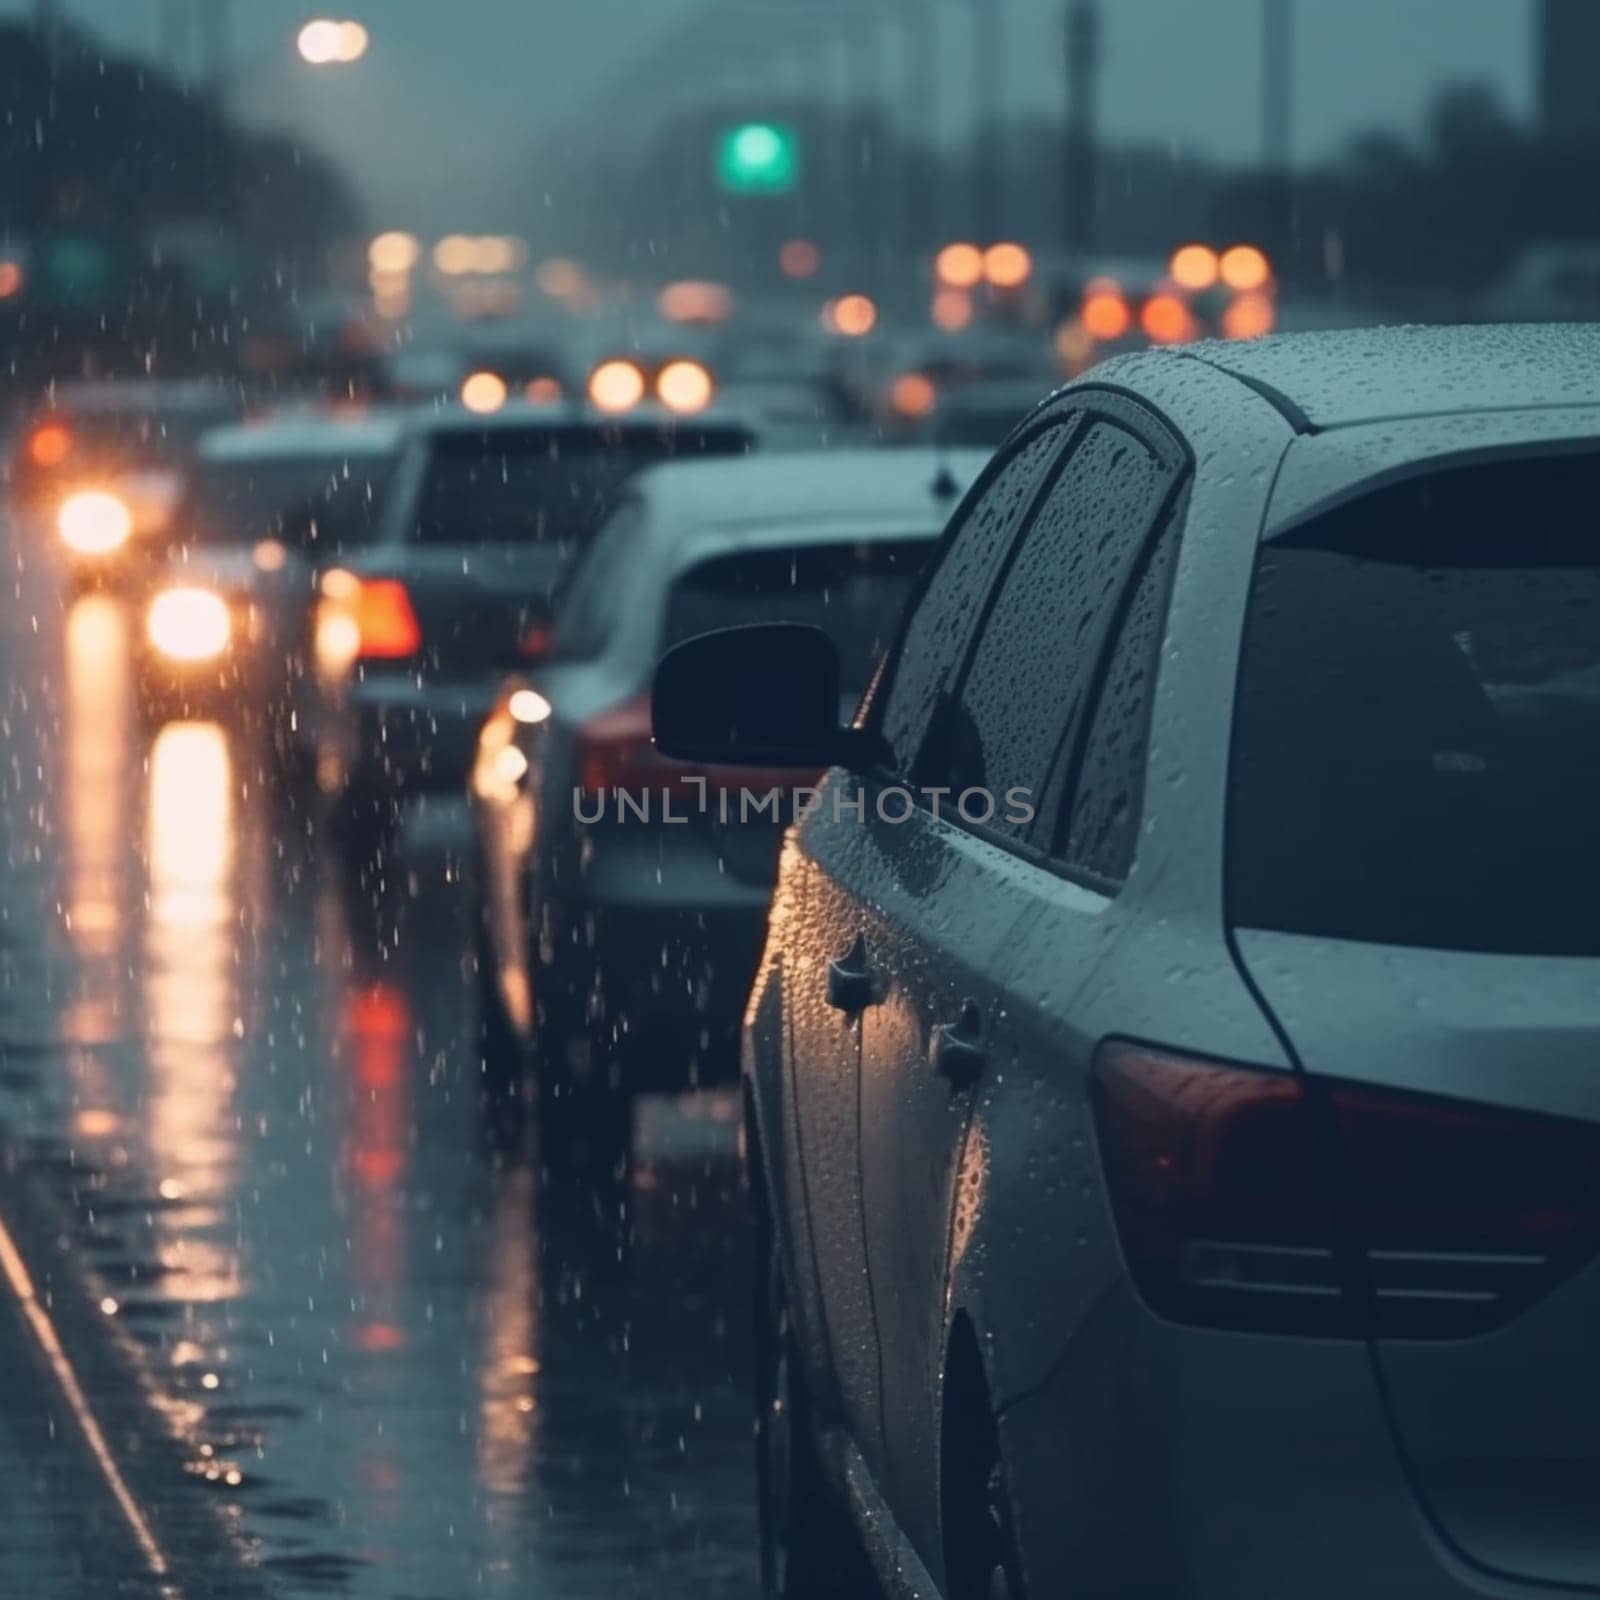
[0,512,758,1597]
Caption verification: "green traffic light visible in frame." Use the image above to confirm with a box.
[715,122,800,195]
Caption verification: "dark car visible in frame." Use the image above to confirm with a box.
[11,379,246,581]
[469,447,984,1171]
[309,402,755,850]
[654,324,1600,1600]
[136,411,406,743]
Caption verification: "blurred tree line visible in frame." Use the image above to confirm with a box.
[1218,84,1600,303]
[0,19,359,389]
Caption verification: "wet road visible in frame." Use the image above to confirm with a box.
[0,514,757,1597]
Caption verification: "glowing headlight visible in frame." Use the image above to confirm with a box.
[147,587,231,663]
[58,490,133,555]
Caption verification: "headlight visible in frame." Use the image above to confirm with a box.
[147,587,231,662]
[58,490,133,555]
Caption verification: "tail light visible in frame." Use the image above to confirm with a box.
[316,572,421,676]
[26,422,72,468]
[577,690,821,809]
[354,579,422,660]
[1091,1040,1600,1339]
[1081,285,1131,341]
[1139,293,1196,345]
[578,690,674,799]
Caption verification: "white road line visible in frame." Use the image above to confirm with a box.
[0,1211,182,1600]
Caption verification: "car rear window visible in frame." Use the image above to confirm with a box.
[664,538,934,697]
[413,425,749,546]
[1228,454,1600,956]
[177,453,395,547]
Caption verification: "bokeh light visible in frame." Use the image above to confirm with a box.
[983,242,1033,289]
[779,239,821,279]
[935,242,984,289]
[1220,244,1272,292]
[588,360,647,413]
[1081,284,1131,341]
[656,360,715,415]
[460,371,509,414]
[1169,244,1220,291]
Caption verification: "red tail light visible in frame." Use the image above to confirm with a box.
[354,578,422,660]
[26,423,72,468]
[577,690,823,807]
[1092,1040,1600,1338]
[578,690,664,798]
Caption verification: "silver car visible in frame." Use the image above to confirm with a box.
[470,447,985,1171]
[652,324,1600,1599]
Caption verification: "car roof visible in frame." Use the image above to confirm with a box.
[49,379,244,417]
[1175,323,1600,431]
[199,411,410,462]
[622,448,986,542]
[404,399,755,438]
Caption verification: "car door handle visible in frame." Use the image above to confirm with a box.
[825,934,874,1014]
[930,1000,986,1085]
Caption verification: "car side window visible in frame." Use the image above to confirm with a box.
[1053,504,1184,883]
[552,503,642,659]
[933,420,1172,841]
[876,423,1068,772]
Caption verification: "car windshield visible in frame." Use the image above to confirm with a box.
[1229,454,1600,955]
[176,452,395,546]
[664,538,933,696]
[413,426,749,545]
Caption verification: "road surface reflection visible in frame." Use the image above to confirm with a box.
[0,571,756,1596]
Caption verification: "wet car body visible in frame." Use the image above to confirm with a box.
[470,448,984,1162]
[312,403,755,829]
[136,411,405,733]
[11,379,246,583]
[694,324,1600,1600]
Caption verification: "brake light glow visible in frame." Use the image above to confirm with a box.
[1081,286,1131,341]
[656,359,715,415]
[1092,1040,1600,1338]
[577,690,820,807]
[317,570,421,670]
[28,423,72,468]
[588,360,646,414]
[1140,293,1196,345]
[352,577,422,660]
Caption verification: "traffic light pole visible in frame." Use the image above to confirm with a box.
[971,0,1005,244]
[1063,0,1099,256]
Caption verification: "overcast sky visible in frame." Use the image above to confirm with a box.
[6,0,1535,231]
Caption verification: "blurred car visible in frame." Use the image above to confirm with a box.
[1042,248,1278,375]
[652,325,1600,1600]
[470,447,983,1170]
[1482,241,1600,321]
[930,378,1058,449]
[312,402,755,847]
[135,411,406,739]
[712,377,863,449]
[876,327,1059,439]
[10,379,246,581]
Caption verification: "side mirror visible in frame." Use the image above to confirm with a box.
[653,623,879,769]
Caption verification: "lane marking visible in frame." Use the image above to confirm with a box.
[0,1210,181,1599]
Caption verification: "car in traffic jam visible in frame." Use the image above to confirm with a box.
[470,446,984,1168]
[1,4,1598,1599]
